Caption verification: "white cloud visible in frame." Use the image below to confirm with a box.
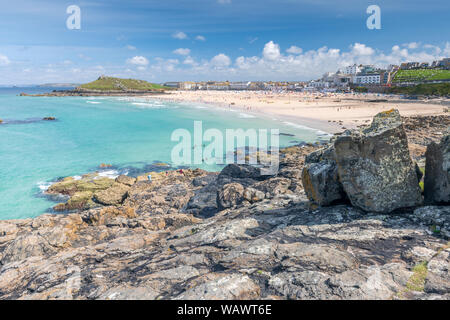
[249,37,258,44]
[126,56,149,66]
[0,54,11,66]
[78,54,92,61]
[263,41,281,61]
[126,45,137,50]
[286,46,302,55]
[195,35,206,41]
[406,42,420,49]
[4,41,448,84]
[211,54,231,68]
[351,43,374,56]
[183,56,196,65]
[173,48,191,56]
[172,31,188,40]
[218,0,231,4]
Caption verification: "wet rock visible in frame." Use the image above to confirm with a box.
[333,109,422,213]
[53,191,96,211]
[42,117,56,121]
[217,183,244,209]
[47,176,115,196]
[424,132,449,204]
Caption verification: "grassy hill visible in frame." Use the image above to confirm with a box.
[389,83,450,96]
[78,76,170,91]
[392,69,450,83]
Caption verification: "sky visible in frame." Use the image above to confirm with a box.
[0,0,449,84]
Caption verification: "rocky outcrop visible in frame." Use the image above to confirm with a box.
[0,117,448,300]
[0,178,448,299]
[302,110,423,213]
[115,175,136,186]
[93,183,130,206]
[334,109,422,213]
[424,132,450,204]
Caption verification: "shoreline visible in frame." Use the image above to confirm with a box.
[147,90,449,134]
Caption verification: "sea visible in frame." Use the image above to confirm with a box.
[0,87,329,220]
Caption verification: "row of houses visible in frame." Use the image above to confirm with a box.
[400,58,450,70]
[163,81,307,91]
[163,58,449,92]
[307,59,448,90]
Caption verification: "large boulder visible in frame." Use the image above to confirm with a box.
[301,146,346,206]
[219,164,263,180]
[424,132,450,204]
[333,109,422,213]
[217,183,245,210]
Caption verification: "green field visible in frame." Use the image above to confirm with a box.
[392,69,450,83]
[389,83,450,96]
[79,77,170,91]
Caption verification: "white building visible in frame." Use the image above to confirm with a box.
[353,74,381,85]
[309,80,329,88]
[343,64,361,75]
[229,82,251,90]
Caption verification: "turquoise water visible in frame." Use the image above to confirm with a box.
[0,88,327,220]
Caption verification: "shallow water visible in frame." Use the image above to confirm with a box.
[0,87,328,219]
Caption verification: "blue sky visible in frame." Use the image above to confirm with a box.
[0,0,449,84]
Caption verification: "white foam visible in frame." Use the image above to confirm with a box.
[282,121,331,136]
[97,169,120,179]
[86,101,101,104]
[37,181,53,192]
[238,113,256,119]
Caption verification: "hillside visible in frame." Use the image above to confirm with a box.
[78,76,170,92]
[389,83,450,96]
[393,69,450,83]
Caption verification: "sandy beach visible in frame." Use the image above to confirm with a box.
[149,90,449,133]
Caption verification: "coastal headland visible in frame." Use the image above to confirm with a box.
[20,76,172,97]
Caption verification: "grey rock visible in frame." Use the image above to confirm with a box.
[243,187,265,203]
[252,177,291,198]
[174,274,260,300]
[333,109,422,213]
[217,183,245,209]
[219,164,263,180]
[424,133,450,204]
[302,161,345,206]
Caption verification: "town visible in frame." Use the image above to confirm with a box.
[163,57,450,93]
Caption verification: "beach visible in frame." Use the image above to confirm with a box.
[149,90,449,133]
